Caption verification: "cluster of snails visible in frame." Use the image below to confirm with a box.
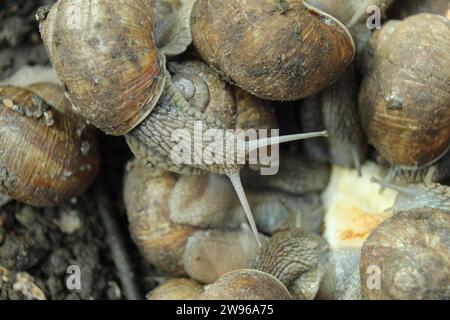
[0,0,448,300]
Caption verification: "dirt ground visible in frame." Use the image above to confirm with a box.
[0,0,163,300]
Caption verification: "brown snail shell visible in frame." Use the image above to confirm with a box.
[240,191,325,236]
[153,0,197,57]
[123,159,196,275]
[147,278,202,300]
[124,159,262,280]
[168,174,241,228]
[359,14,450,170]
[126,60,239,175]
[306,0,395,27]
[199,269,293,300]
[183,228,262,284]
[40,0,166,135]
[360,208,450,300]
[388,0,450,20]
[190,0,355,101]
[0,86,99,207]
[26,82,74,116]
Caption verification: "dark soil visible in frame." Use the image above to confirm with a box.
[0,0,55,80]
[0,1,162,300]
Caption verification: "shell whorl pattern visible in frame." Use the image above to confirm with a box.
[40,0,166,135]
[126,61,242,175]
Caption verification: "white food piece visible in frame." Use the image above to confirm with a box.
[321,161,397,249]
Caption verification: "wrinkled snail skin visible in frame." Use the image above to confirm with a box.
[359,14,450,181]
[153,0,197,57]
[300,67,367,173]
[124,159,263,280]
[241,151,331,195]
[0,86,99,207]
[372,178,450,214]
[250,229,329,299]
[190,0,355,101]
[126,60,239,175]
[321,67,367,174]
[199,269,293,300]
[40,0,166,136]
[360,209,450,300]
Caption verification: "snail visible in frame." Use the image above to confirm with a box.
[147,278,203,300]
[360,208,450,300]
[388,0,450,20]
[250,229,329,300]
[305,0,395,28]
[0,84,99,207]
[371,178,450,214]
[123,159,262,282]
[318,162,397,299]
[305,0,395,69]
[241,150,331,194]
[199,269,293,300]
[235,191,325,236]
[299,66,368,174]
[359,14,450,184]
[190,0,355,101]
[40,0,328,245]
[152,0,197,58]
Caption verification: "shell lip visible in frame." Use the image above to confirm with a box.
[302,0,356,61]
[385,143,450,171]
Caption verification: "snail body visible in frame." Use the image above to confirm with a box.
[124,159,261,281]
[190,0,355,101]
[359,14,450,181]
[0,85,99,207]
[299,67,367,173]
[250,229,329,299]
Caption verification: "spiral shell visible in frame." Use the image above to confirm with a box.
[191,0,355,100]
[40,0,166,135]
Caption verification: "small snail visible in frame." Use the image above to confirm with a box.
[359,14,450,184]
[40,0,328,245]
[199,269,292,300]
[307,1,395,26]
[250,229,329,300]
[299,67,368,174]
[147,278,202,300]
[123,159,261,282]
[0,84,99,207]
[360,209,450,300]
[190,0,355,101]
